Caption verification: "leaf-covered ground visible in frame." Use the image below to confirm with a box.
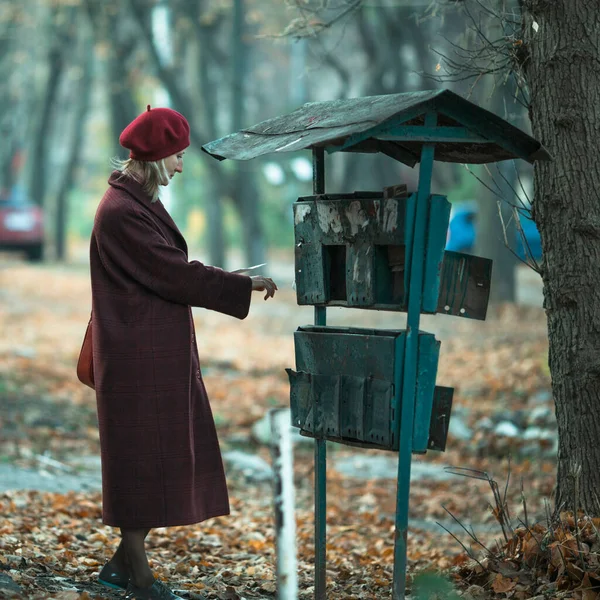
[0,258,563,599]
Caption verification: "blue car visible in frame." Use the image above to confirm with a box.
[445,202,542,261]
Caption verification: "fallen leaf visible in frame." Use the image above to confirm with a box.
[492,573,517,593]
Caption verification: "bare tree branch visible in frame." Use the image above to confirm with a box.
[427,1,530,108]
[276,0,363,39]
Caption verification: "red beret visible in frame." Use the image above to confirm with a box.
[119,105,190,162]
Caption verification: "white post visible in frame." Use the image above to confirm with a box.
[269,408,298,600]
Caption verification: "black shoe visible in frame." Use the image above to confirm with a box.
[124,579,186,599]
[98,562,130,590]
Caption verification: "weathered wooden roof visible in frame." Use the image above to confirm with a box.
[201,89,551,166]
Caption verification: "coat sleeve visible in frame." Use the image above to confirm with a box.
[96,203,252,319]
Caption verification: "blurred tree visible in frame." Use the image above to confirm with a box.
[192,0,227,267]
[0,2,40,202]
[127,0,265,268]
[28,4,77,209]
[83,0,140,159]
[54,22,94,261]
[20,2,95,260]
[473,83,520,303]
[280,1,459,194]
[469,5,524,304]
[230,0,265,267]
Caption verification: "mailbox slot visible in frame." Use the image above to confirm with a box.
[428,386,454,451]
[374,244,405,304]
[325,245,347,301]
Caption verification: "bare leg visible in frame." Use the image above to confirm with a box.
[120,528,154,588]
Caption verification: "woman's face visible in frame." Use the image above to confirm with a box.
[163,151,185,181]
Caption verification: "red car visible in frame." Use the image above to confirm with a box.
[0,190,44,261]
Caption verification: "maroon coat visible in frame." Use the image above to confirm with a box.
[89,171,252,528]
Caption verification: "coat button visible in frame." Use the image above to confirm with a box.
[196,369,201,379]
[191,334,195,343]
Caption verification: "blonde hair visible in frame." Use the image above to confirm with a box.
[111,157,169,203]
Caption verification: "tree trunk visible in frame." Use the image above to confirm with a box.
[196,4,226,267]
[55,29,94,261]
[84,0,139,159]
[106,50,138,159]
[29,8,70,207]
[521,0,600,512]
[0,3,43,201]
[230,0,265,266]
[128,0,228,267]
[0,20,14,187]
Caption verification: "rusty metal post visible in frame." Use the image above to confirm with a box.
[270,408,298,600]
[392,112,438,599]
[312,146,327,600]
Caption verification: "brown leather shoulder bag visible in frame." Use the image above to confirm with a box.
[77,317,95,390]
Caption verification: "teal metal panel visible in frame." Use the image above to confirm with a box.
[377,126,487,143]
[372,245,397,305]
[392,335,405,452]
[412,334,441,453]
[330,104,440,158]
[422,195,451,312]
[394,111,437,600]
[293,196,407,244]
[347,242,404,307]
[403,193,417,299]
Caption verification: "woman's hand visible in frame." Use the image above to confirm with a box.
[251,276,278,300]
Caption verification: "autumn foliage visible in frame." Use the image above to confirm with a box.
[0,261,566,599]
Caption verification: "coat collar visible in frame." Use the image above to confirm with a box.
[108,170,186,250]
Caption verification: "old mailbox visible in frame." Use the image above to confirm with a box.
[201,89,551,600]
[294,192,492,320]
[287,326,453,452]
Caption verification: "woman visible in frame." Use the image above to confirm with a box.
[90,105,277,600]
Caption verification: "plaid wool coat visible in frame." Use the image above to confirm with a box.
[89,171,252,528]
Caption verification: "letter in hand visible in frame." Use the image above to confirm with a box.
[251,276,278,300]
[231,263,267,274]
